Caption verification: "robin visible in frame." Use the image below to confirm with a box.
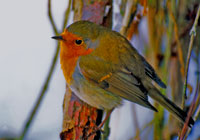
[52,20,194,127]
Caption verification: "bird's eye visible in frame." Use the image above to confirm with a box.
[75,40,82,45]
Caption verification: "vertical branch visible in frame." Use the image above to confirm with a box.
[184,86,200,139]
[48,0,58,35]
[182,4,200,109]
[19,42,60,140]
[62,0,72,30]
[61,0,113,140]
[179,81,199,140]
[184,34,200,138]
[101,111,111,140]
[178,4,200,140]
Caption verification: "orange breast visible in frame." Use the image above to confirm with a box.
[59,29,93,84]
[60,48,78,84]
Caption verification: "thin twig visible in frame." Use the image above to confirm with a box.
[18,0,71,139]
[101,111,111,140]
[179,80,199,140]
[171,21,193,47]
[18,44,60,140]
[184,39,200,139]
[62,0,72,30]
[48,0,58,35]
[181,4,200,109]
[185,92,200,139]
[179,6,200,137]
[120,0,135,35]
[193,98,200,121]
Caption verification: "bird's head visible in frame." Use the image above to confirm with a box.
[52,26,96,84]
[52,29,94,58]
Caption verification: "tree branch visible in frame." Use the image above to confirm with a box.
[18,0,71,139]
[181,4,200,109]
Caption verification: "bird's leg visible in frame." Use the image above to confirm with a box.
[97,108,114,129]
[86,108,114,138]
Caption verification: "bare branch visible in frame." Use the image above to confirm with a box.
[182,4,200,109]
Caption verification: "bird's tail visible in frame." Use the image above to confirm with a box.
[147,86,194,126]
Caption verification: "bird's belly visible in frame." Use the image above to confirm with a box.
[70,69,122,110]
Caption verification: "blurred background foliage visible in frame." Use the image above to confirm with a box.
[114,0,200,140]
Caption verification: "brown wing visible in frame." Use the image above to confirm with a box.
[79,55,157,111]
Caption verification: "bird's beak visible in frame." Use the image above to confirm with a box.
[51,36,64,40]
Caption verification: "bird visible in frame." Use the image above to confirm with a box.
[52,20,194,126]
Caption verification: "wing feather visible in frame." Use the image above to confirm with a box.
[79,55,157,111]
